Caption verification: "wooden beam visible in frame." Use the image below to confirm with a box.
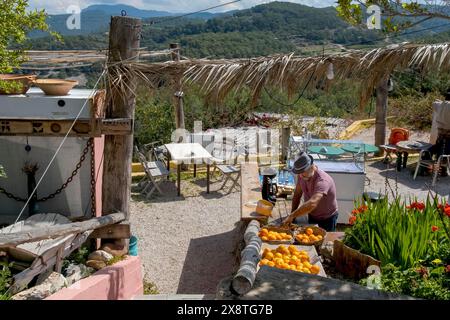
[375,77,389,156]
[89,222,130,239]
[0,212,125,246]
[102,16,142,220]
[170,43,186,138]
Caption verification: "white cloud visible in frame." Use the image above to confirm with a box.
[28,0,337,14]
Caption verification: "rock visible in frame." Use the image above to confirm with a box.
[101,242,128,257]
[86,260,106,270]
[35,268,54,286]
[64,263,94,285]
[88,250,113,263]
[11,272,67,300]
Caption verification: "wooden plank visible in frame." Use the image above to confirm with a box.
[0,212,125,246]
[89,223,130,239]
[217,267,415,300]
[333,240,381,280]
[240,162,268,222]
[0,119,95,136]
[100,118,133,135]
[10,231,91,295]
[102,16,141,221]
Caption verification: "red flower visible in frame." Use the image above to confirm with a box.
[407,202,425,211]
[431,226,439,232]
[445,207,450,218]
[359,205,368,212]
[351,209,360,216]
[349,216,357,225]
[446,265,450,273]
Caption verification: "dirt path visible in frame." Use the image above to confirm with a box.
[129,175,242,294]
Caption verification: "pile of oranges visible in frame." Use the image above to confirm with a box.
[259,228,292,242]
[295,227,323,244]
[259,244,320,275]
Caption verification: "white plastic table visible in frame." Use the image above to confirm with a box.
[164,143,219,196]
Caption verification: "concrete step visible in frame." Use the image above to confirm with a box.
[132,294,216,300]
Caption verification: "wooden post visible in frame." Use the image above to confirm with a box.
[171,43,186,134]
[103,16,141,220]
[281,127,290,163]
[375,77,389,156]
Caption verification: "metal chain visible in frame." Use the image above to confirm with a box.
[89,138,96,216]
[0,187,27,202]
[0,139,92,203]
[37,139,92,202]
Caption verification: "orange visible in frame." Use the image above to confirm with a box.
[306,228,314,236]
[260,259,270,265]
[275,252,283,259]
[303,261,312,269]
[264,252,274,261]
[276,234,283,240]
[289,265,297,271]
[317,235,323,240]
[268,235,277,241]
[310,265,320,275]
[277,245,286,252]
[261,236,269,241]
[260,228,269,235]
[280,232,287,237]
[267,261,275,267]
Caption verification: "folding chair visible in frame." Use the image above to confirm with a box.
[379,128,410,163]
[211,136,246,193]
[134,146,170,198]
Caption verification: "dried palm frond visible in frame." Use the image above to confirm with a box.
[104,43,450,109]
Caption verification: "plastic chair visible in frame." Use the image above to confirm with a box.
[379,128,410,163]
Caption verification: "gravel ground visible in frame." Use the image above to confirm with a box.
[129,173,243,294]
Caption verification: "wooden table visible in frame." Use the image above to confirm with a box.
[395,140,433,172]
[164,143,219,196]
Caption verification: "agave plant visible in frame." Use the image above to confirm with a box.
[344,196,450,270]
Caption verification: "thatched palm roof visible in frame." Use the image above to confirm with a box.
[109,43,450,107]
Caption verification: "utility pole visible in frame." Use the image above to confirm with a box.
[102,16,141,220]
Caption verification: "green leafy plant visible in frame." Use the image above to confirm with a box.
[0,79,24,94]
[143,279,159,295]
[344,197,450,270]
[0,262,12,300]
[62,245,91,273]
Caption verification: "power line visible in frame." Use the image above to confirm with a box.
[144,0,245,26]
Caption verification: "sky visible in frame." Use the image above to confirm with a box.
[28,0,337,14]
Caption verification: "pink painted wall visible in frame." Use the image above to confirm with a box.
[45,256,143,300]
[94,136,105,218]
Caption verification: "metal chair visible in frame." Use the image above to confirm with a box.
[134,145,170,198]
[413,150,450,186]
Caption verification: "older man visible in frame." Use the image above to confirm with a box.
[282,152,339,231]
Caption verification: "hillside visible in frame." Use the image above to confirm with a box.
[26,2,450,59]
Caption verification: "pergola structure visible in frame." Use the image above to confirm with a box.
[106,42,450,149]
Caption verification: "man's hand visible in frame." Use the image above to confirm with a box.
[282,214,294,226]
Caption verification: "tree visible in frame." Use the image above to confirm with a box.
[0,0,55,73]
[336,0,450,32]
